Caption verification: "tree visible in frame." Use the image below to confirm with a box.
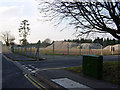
[18,20,30,45]
[1,31,15,46]
[43,38,51,44]
[38,0,120,40]
[19,39,29,45]
[41,38,51,47]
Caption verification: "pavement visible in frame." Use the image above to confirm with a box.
[3,53,120,90]
[36,69,119,89]
[4,53,35,61]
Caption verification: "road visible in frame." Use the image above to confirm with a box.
[2,55,38,89]
[1,53,119,89]
[18,55,119,70]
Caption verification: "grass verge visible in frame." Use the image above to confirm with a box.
[65,61,120,86]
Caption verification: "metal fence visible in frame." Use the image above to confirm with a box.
[10,42,120,60]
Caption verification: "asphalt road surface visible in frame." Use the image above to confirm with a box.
[2,55,38,89]
[19,55,119,70]
[1,54,119,89]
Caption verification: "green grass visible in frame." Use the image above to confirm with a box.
[102,61,120,85]
[65,66,82,74]
[65,61,120,86]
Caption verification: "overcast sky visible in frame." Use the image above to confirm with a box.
[0,0,114,44]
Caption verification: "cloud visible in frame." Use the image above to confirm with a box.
[0,5,24,17]
[0,0,77,44]
[0,0,28,3]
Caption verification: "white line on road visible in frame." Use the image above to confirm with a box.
[38,67,68,71]
[28,69,32,71]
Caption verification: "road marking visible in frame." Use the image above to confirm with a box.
[28,75,47,90]
[24,74,47,90]
[28,69,32,71]
[35,68,39,71]
[38,67,67,71]
[24,74,43,89]
[31,66,35,68]
[29,65,31,66]
[22,65,25,67]
[31,71,36,73]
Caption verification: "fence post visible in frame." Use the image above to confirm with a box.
[36,40,40,61]
[101,45,103,55]
[88,45,90,55]
[22,46,23,54]
[53,41,55,56]
[18,47,19,53]
[21,46,22,54]
[79,44,82,56]
[67,42,69,56]
[17,47,18,53]
[30,46,32,56]
[15,46,16,53]
[11,45,14,53]
[25,46,26,55]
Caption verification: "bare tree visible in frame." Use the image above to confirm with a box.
[1,31,15,46]
[18,20,30,45]
[38,0,120,40]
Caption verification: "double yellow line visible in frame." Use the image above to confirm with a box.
[24,74,47,90]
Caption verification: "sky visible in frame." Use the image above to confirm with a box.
[0,0,114,44]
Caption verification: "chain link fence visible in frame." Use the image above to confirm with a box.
[9,41,120,60]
